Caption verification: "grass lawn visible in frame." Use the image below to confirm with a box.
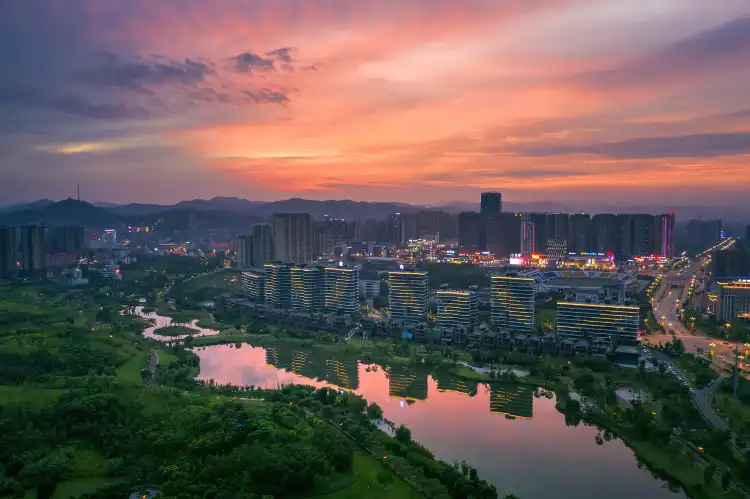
[20,477,116,499]
[115,352,147,384]
[672,355,716,387]
[451,365,490,381]
[709,392,750,440]
[320,453,423,499]
[0,385,65,408]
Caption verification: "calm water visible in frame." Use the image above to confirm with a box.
[194,343,686,499]
[133,306,221,341]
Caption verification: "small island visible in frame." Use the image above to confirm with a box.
[154,324,200,336]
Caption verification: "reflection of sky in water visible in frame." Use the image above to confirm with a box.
[196,345,684,499]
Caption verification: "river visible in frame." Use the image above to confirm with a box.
[134,307,685,499]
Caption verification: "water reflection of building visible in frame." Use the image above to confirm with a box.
[265,346,359,390]
[434,372,478,397]
[489,384,534,419]
[387,365,428,401]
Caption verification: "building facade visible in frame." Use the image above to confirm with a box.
[657,212,676,258]
[272,213,312,265]
[480,192,502,217]
[241,268,265,302]
[388,270,428,324]
[0,226,15,279]
[437,290,478,331]
[716,281,750,322]
[490,276,535,331]
[235,234,254,269]
[20,224,45,275]
[264,262,293,309]
[556,302,639,344]
[324,265,360,315]
[291,265,324,313]
[251,224,274,267]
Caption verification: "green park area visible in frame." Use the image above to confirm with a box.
[153,325,201,336]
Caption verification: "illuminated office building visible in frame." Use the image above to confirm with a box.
[324,264,360,315]
[490,276,535,331]
[437,290,478,331]
[556,302,639,344]
[242,268,265,301]
[264,262,293,309]
[290,265,324,313]
[388,270,428,323]
[716,281,750,322]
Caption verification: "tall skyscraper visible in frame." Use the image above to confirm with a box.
[656,212,676,258]
[592,214,618,255]
[49,226,85,255]
[490,275,535,331]
[616,214,634,260]
[388,270,428,324]
[458,211,486,251]
[437,290,478,331]
[324,264,360,315]
[713,246,750,280]
[547,213,570,242]
[631,214,655,256]
[527,213,548,256]
[251,224,274,267]
[291,265,324,313]
[521,221,535,257]
[20,224,45,275]
[264,262,293,309]
[486,212,522,258]
[556,302,639,345]
[685,219,722,252]
[569,213,592,254]
[0,226,15,280]
[235,234,254,269]
[480,192,502,217]
[272,214,313,265]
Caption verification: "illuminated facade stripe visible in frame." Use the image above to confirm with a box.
[241,269,265,302]
[556,301,639,343]
[324,266,359,315]
[388,271,428,324]
[716,281,750,322]
[437,290,478,330]
[491,276,535,331]
[264,263,293,309]
[291,265,324,313]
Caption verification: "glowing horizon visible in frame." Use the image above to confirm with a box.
[2,0,750,206]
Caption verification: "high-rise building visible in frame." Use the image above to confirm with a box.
[490,384,534,419]
[716,281,750,322]
[437,290,478,331]
[324,264,360,315]
[616,214,634,260]
[685,219,722,252]
[242,268,265,301]
[20,224,45,275]
[556,302,639,344]
[458,211,486,251]
[713,246,750,280]
[547,213,570,242]
[102,229,117,244]
[656,212,676,258]
[291,265,324,313]
[49,226,85,255]
[592,214,618,255]
[388,270,428,324]
[546,238,567,262]
[521,221,535,257]
[264,262,293,309]
[235,234,254,269]
[527,213,548,256]
[490,275,535,331]
[569,213,592,254]
[0,226,15,280]
[486,212,522,258]
[272,213,313,265]
[631,214,655,257]
[480,192,502,217]
[251,224,274,267]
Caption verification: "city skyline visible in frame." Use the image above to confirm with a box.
[2,1,750,205]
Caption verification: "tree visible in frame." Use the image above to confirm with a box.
[366,402,383,419]
[395,424,411,444]
[35,480,57,499]
[721,470,731,491]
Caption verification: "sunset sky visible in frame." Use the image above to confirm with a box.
[2,0,750,206]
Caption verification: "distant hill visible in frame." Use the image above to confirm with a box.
[0,199,56,214]
[0,199,117,228]
[249,198,417,220]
